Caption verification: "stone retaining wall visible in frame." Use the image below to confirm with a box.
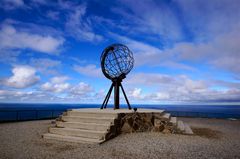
[105,112,176,140]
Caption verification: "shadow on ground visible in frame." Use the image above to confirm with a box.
[191,127,222,139]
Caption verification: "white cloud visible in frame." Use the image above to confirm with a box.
[40,77,94,101]
[109,33,163,67]
[94,89,106,99]
[29,58,61,74]
[70,82,93,96]
[125,72,207,101]
[175,0,240,41]
[50,76,69,84]
[0,89,64,103]
[110,33,195,70]
[129,88,143,99]
[41,82,70,93]
[146,92,171,101]
[111,27,240,76]
[0,24,64,54]
[1,73,240,103]
[126,73,176,86]
[30,58,61,68]
[0,86,97,103]
[4,65,40,88]
[164,29,240,76]
[113,0,183,41]
[114,0,240,43]
[0,49,21,63]
[41,76,70,93]
[64,3,103,42]
[109,0,240,77]
[40,76,92,96]
[124,72,240,102]
[73,64,103,78]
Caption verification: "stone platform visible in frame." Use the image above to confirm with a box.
[43,108,193,144]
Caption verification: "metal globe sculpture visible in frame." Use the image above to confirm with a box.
[100,44,134,109]
[101,44,134,80]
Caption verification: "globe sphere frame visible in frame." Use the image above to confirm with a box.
[100,43,134,80]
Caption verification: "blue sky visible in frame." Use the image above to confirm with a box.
[0,0,240,104]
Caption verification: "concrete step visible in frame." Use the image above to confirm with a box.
[161,113,171,121]
[56,121,110,131]
[67,110,117,118]
[49,127,107,140]
[43,133,104,144]
[177,120,185,132]
[61,115,115,124]
[183,123,194,135]
[169,117,177,125]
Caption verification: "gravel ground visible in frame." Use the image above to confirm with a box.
[0,118,240,159]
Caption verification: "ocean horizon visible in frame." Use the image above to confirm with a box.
[1,103,240,121]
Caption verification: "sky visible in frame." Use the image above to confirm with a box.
[0,0,240,104]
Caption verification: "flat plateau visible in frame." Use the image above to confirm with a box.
[1,117,240,159]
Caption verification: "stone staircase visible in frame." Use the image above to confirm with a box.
[43,109,193,144]
[43,109,118,144]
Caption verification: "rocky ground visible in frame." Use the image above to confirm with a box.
[0,117,240,159]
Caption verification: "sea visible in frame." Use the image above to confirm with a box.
[0,103,240,121]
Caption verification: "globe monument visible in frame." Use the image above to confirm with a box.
[43,44,193,144]
[100,43,134,109]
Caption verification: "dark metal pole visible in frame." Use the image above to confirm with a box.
[114,81,120,109]
[101,78,131,110]
[120,83,132,110]
[101,83,114,109]
[104,84,113,109]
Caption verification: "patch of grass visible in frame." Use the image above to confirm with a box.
[192,127,222,139]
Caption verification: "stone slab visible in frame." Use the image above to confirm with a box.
[183,123,194,135]
[49,127,107,139]
[43,133,104,144]
[71,108,164,114]
[177,120,185,132]
[170,117,177,125]
[61,116,115,124]
[56,121,110,131]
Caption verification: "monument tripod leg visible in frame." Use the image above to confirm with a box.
[114,81,120,109]
[104,84,113,109]
[101,83,113,109]
[120,83,132,110]
[101,79,132,110]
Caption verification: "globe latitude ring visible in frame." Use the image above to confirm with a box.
[100,43,134,80]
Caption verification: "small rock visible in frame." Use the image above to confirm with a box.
[162,128,171,134]
[121,122,133,133]
[154,124,165,132]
